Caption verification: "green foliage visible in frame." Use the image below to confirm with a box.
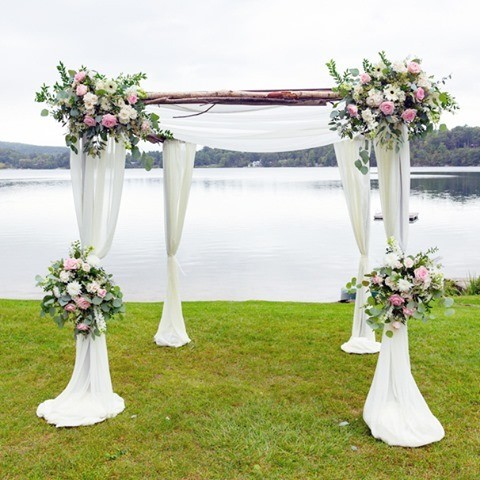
[465,275,480,295]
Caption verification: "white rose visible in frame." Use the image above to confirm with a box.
[392,61,407,74]
[60,270,72,283]
[404,257,414,268]
[100,98,111,110]
[384,252,400,268]
[385,277,396,289]
[82,263,91,273]
[367,90,383,107]
[67,281,82,297]
[119,107,131,125]
[83,92,98,106]
[95,79,107,91]
[86,254,100,267]
[86,281,100,294]
[397,279,413,292]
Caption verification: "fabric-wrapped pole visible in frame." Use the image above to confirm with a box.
[365,129,443,446]
[155,140,196,347]
[363,324,444,447]
[334,139,380,354]
[374,125,410,250]
[37,137,126,427]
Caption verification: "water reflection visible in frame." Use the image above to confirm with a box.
[0,167,479,302]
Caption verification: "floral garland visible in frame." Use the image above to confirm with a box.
[35,62,172,168]
[327,52,458,174]
[347,238,454,337]
[36,242,125,337]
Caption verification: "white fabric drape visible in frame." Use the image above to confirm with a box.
[70,138,126,258]
[37,137,126,427]
[153,104,341,152]
[374,125,410,250]
[37,335,125,427]
[363,325,444,447]
[155,140,196,347]
[334,139,380,354]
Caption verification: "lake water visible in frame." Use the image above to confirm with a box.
[1,167,479,302]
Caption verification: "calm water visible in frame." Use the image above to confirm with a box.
[1,167,479,302]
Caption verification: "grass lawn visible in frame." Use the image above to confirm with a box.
[1,297,479,480]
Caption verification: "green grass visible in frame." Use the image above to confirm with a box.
[1,298,479,480]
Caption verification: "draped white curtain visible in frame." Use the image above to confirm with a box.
[153,104,341,152]
[154,140,196,347]
[37,137,126,427]
[366,129,442,446]
[374,125,410,250]
[363,325,444,446]
[334,139,380,354]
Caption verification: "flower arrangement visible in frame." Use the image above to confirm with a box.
[327,52,458,174]
[36,241,125,337]
[347,238,454,337]
[35,62,172,168]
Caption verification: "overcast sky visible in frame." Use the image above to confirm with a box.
[1,0,478,147]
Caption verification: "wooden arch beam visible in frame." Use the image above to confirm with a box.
[144,88,341,106]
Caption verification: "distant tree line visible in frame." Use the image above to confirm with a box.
[1,126,479,169]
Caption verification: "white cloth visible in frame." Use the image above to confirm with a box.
[363,324,444,447]
[374,126,410,250]
[155,140,196,347]
[334,139,380,354]
[70,138,126,259]
[37,137,126,427]
[37,335,125,427]
[153,104,341,152]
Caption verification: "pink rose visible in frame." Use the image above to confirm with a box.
[83,115,96,127]
[407,61,422,74]
[414,266,429,281]
[65,303,76,313]
[76,84,88,96]
[63,258,79,271]
[403,307,415,317]
[415,87,425,101]
[372,275,383,285]
[404,257,414,268]
[97,289,107,298]
[101,114,117,128]
[75,297,91,310]
[76,323,90,332]
[141,121,151,133]
[127,93,138,105]
[388,294,405,307]
[401,109,417,123]
[74,71,87,83]
[346,104,358,117]
[360,73,371,84]
[380,101,395,116]
[392,321,403,329]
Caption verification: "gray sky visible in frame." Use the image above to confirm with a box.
[1,0,478,147]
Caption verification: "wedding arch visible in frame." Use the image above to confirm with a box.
[35,57,456,447]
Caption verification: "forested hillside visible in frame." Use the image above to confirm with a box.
[1,126,479,169]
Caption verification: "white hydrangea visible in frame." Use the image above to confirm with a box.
[417,74,432,89]
[67,281,82,297]
[352,84,363,101]
[95,79,107,91]
[100,97,111,111]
